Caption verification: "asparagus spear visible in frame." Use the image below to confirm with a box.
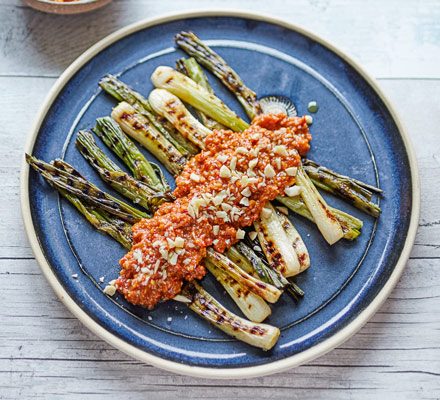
[303,159,381,217]
[26,154,148,224]
[94,117,168,191]
[76,131,172,211]
[151,66,249,131]
[175,57,225,130]
[99,74,198,157]
[111,102,187,175]
[175,31,262,119]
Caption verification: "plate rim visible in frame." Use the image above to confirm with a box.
[20,9,420,379]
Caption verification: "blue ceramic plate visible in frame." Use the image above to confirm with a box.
[21,11,419,378]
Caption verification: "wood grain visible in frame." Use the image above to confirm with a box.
[0,1,439,398]
[0,0,439,78]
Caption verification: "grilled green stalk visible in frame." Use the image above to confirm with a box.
[76,131,171,211]
[175,31,262,119]
[295,168,344,245]
[26,154,148,224]
[60,190,133,249]
[182,282,280,350]
[176,57,225,130]
[111,102,187,175]
[276,196,362,240]
[148,88,211,149]
[52,158,277,324]
[206,249,281,304]
[276,211,310,273]
[234,242,304,301]
[254,203,302,277]
[303,159,382,196]
[94,117,168,191]
[151,66,249,131]
[205,260,271,323]
[303,159,381,217]
[99,74,196,157]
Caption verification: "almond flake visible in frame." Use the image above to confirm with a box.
[275,158,282,170]
[286,167,298,176]
[241,187,251,197]
[221,203,232,212]
[174,237,185,248]
[229,156,237,171]
[190,173,201,182]
[168,252,178,265]
[273,145,288,156]
[264,164,276,178]
[219,165,231,178]
[249,231,258,241]
[239,197,249,206]
[236,147,248,154]
[103,285,116,296]
[249,158,259,170]
[213,225,220,235]
[236,229,246,240]
[217,154,228,163]
[261,207,272,218]
[216,211,228,219]
[284,185,302,197]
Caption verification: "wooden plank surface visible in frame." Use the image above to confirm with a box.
[1,0,439,78]
[0,0,439,399]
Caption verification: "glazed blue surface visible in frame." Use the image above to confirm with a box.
[28,16,412,368]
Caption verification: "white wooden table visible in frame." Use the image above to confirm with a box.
[1,1,439,398]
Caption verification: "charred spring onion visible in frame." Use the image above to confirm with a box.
[27,154,280,349]
[205,260,271,323]
[99,74,199,157]
[93,117,168,191]
[295,168,344,245]
[26,154,148,224]
[303,159,381,217]
[151,66,249,132]
[182,282,280,350]
[76,131,171,211]
[111,101,187,175]
[254,203,302,277]
[148,88,211,149]
[175,57,225,131]
[276,195,362,240]
[175,31,262,119]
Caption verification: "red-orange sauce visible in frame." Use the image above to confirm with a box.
[116,114,311,309]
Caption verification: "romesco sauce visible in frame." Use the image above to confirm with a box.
[116,114,312,309]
